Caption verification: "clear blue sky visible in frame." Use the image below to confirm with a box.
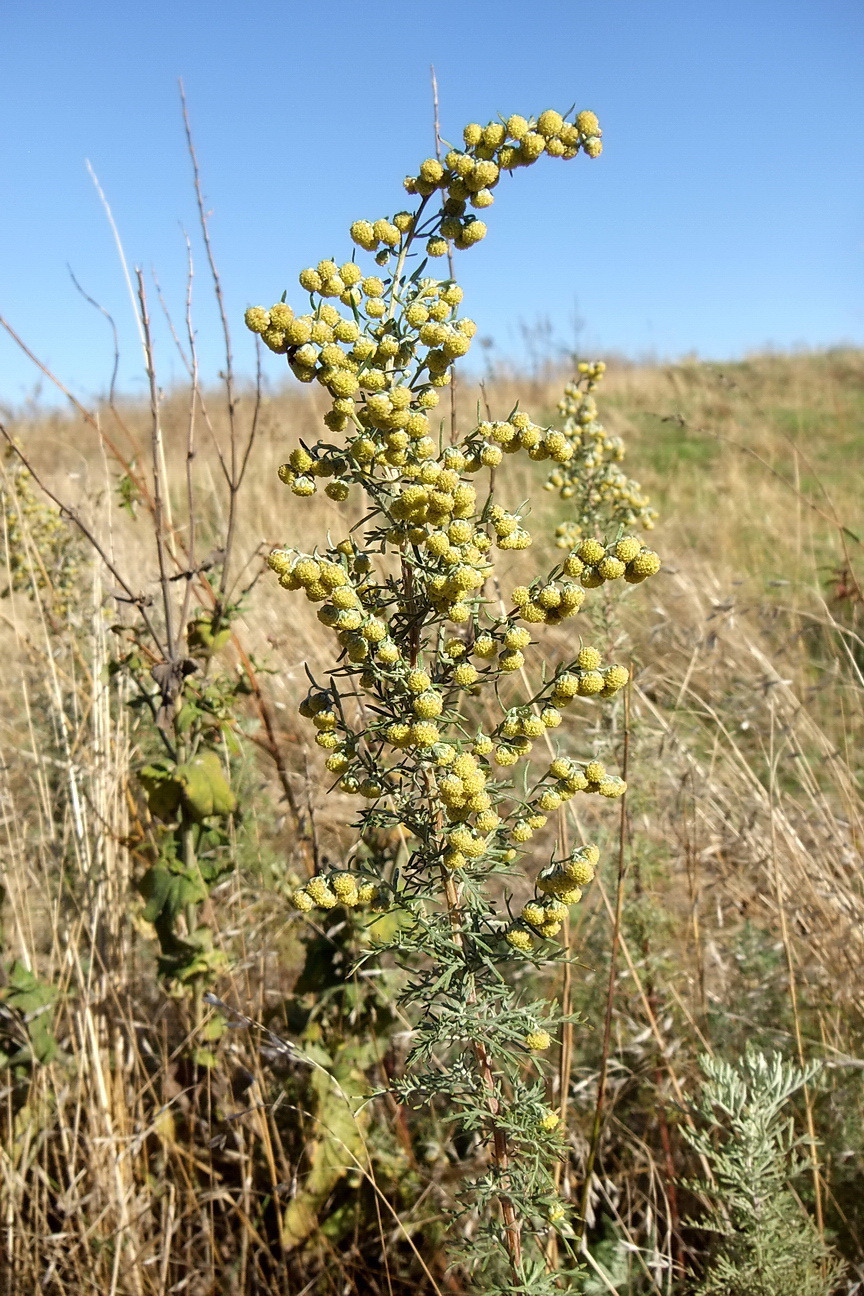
[2,0,862,405]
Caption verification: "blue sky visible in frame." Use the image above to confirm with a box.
[1,0,862,405]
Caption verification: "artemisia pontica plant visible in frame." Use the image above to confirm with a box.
[245,108,661,1292]
[546,361,658,549]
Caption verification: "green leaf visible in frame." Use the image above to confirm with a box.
[281,1048,369,1251]
[139,865,173,924]
[27,1014,59,1065]
[176,750,236,821]
[174,702,200,734]
[138,761,182,820]
[2,960,57,1015]
[0,962,59,1067]
[187,617,233,657]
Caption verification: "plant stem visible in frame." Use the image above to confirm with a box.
[440,869,523,1273]
[577,681,631,1244]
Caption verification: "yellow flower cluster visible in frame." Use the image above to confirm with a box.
[248,107,673,1281]
[510,576,584,625]
[502,534,659,630]
[490,653,628,769]
[244,110,602,472]
[524,1028,552,1052]
[291,870,385,913]
[403,109,603,251]
[546,362,658,545]
[252,111,657,970]
[561,535,661,587]
[505,845,600,951]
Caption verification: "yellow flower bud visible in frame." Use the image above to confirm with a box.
[291,888,315,912]
[506,114,529,139]
[537,110,564,138]
[413,691,443,719]
[598,555,626,581]
[525,1030,552,1052]
[244,306,270,334]
[410,721,440,747]
[307,876,337,908]
[453,663,478,687]
[604,665,630,692]
[576,110,601,137]
[373,218,401,246]
[299,268,322,293]
[626,549,661,580]
[577,538,605,564]
[614,536,642,563]
[419,157,445,184]
[456,220,487,247]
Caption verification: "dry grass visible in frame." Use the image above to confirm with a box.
[1,348,863,1293]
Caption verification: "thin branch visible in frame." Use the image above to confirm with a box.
[236,340,263,493]
[136,271,176,661]
[430,64,458,444]
[152,265,193,380]
[179,78,240,602]
[85,159,146,358]
[178,232,198,638]
[64,265,151,476]
[66,265,121,405]
[178,80,236,433]
[224,342,264,606]
[577,679,631,1241]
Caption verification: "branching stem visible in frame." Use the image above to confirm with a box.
[441,869,523,1274]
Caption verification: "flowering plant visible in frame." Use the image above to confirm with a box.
[246,107,660,1290]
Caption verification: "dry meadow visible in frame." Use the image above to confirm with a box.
[1,347,862,1292]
